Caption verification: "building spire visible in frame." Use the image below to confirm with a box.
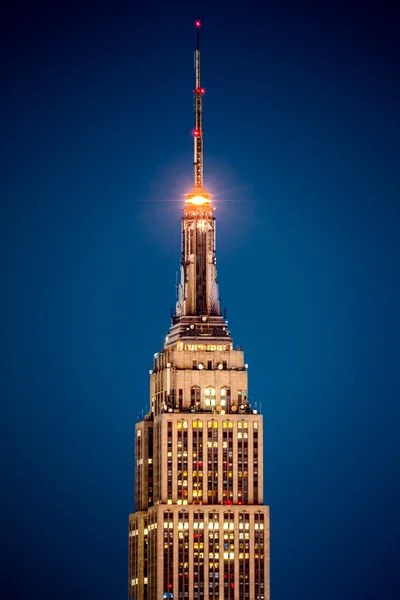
[174,21,220,320]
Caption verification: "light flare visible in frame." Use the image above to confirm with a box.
[185,195,211,205]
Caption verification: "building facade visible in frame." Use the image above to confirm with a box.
[128,21,270,600]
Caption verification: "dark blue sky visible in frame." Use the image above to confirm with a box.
[1,1,399,599]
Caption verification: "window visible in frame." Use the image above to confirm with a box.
[220,387,231,410]
[191,386,201,407]
[205,387,216,407]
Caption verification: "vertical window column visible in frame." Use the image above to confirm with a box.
[167,422,173,503]
[237,422,243,504]
[177,421,183,503]
[163,511,174,599]
[243,422,248,504]
[178,511,189,600]
[128,517,138,597]
[237,421,249,504]
[207,420,218,504]
[143,517,149,599]
[222,421,233,505]
[148,428,153,506]
[192,420,203,504]
[208,512,220,600]
[238,512,250,600]
[254,513,265,600]
[253,422,259,504]
[193,511,205,600]
[183,422,188,504]
[155,420,162,503]
[223,512,235,600]
[135,431,142,509]
[177,420,188,505]
[148,515,157,600]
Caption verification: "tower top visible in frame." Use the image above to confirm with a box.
[186,20,210,206]
[173,21,222,324]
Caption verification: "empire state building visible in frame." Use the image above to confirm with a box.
[128,21,270,600]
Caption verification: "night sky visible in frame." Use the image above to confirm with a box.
[1,1,399,599]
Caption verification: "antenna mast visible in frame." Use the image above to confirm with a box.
[193,20,205,190]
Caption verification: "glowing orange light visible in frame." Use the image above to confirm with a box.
[186,195,210,205]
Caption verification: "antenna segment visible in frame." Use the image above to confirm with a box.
[185,20,210,204]
[193,20,205,189]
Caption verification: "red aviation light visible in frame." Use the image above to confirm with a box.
[195,20,201,27]
[193,129,202,137]
[195,87,205,94]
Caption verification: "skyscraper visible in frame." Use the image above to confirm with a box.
[128,21,270,600]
